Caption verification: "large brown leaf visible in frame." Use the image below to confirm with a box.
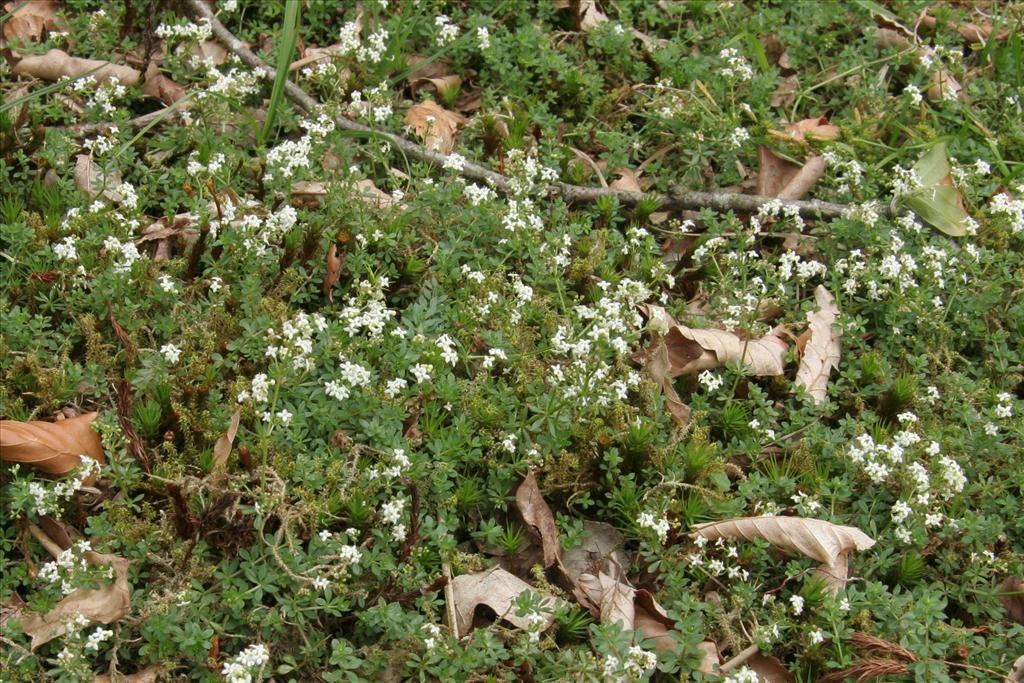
[645,341,691,427]
[0,412,106,477]
[559,521,629,584]
[20,551,131,649]
[74,155,123,203]
[664,325,788,377]
[999,576,1024,625]
[449,566,557,636]
[403,100,467,154]
[692,516,875,568]
[574,572,676,649]
[13,49,141,85]
[2,0,64,42]
[794,285,841,405]
[95,666,164,683]
[515,472,560,568]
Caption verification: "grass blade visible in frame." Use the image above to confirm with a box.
[260,0,301,145]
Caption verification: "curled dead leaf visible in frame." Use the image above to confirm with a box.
[141,61,187,106]
[403,99,467,154]
[645,341,691,428]
[0,412,106,477]
[692,515,875,568]
[323,243,345,302]
[515,472,561,567]
[794,285,841,405]
[664,325,789,377]
[449,566,558,636]
[211,409,241,473]
[574,572,677,650]
[13,49,141,85]
[559,521,629,584]
[94,666,164,683]
[770,73,799,108]
[998,576,1024,625]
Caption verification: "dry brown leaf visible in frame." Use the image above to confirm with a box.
[645,341,691,428]
[322,243,345,302]
[0,412,106,477]
[664,325,789,377]
[692,516,875,568]
[697,640,720,673]
[999,576,1024,625]
[777,155,826,200]
[74,155,123,203]
[610,168,643,193]
[574,572,676,649]
[403,99,467,154]
[577,0,610,31]
[811,553,850,596]
[559,521,629,584]
[211,409,241,473]
[94,665,164,683]
[515,472,561,568]
[748,652,795,682]
[795,285,840,405]
[194,40,229,66]
[449,566,557,636]
[1010,654,1024,683]
[927,70,962,102]
[412,74,462,98]
[770,74,799,108]
[20,551,131,649]
[354,179,400,209]
[757,146,801,198]
[768,116,840,143]
[639,303,676,336]
[13,49,141,85]
[3,0,63,42]
[141,60,187,106]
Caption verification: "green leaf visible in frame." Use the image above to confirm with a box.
[902,143,969,237]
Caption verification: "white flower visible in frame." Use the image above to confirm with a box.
[276,409,293,425]
[809,628,825,645]
[476,26,491,50]
[312,576,330,591]
[158,274,178,293]
[637,511,671,544]
[410,363,433,384]
[789,594,804,615]
[161,343,182,364]
[53,236,79,261]
[443,152,467,172]
[384,377,408,398]
[85,627,113,650]
[904,83,923,105]
[729,126,750,148]
[698,370,724,392]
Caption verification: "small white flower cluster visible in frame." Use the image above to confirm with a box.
[161,343,182,364]
[822,151,865,195]
[601,645,658,682]
[950,157,990,186]
[53,236,79,261]
[237,372,274,404]
[70,76,128,115]
[155,18,212,42]
[380,497,407,542]
[84,626,113,651]
[102,236,143,273]
[890,164,923,198]
[221,643,270,683]
[688,535,751,582]
[26,456,102,518]
[264,310,327,372]
[904,83,924,105]
[698,370,724,392]
[434,14,461,46]
[995,392,1015,419]
[719,48,754,81]
[729,126,750,148]
[337,21,390,64]
[723,666,761,683]
[988,186,1024,234]
[202,65,259,99]
[39,541,99,595]
[186,152,226,176]
[847,426,966,543]
[339,278,397,338]
[83,128,119,155]
[265,110,336,182]
[777,249,827,283]
[324,356,373,401]
[348,81,394,123]
[436,334,459,366]
[481,347,507,369]
[504,148,559,197]
[422,622,443,650]
[791,491,823,516]
[522,601,550,642]
[463,182,497,205]
[476,26,491,50]
[637,511,671,544]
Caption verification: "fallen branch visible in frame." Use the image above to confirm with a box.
[186,0,870,220]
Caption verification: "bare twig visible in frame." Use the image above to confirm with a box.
[185,0,869,221]
[719,643,760,672]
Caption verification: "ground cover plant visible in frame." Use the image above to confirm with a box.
[1,0,1023,681]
